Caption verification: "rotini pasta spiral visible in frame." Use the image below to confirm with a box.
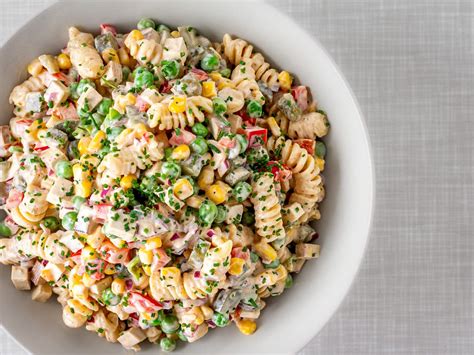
[125,35,163,65]
[250,173,285,243]
[267,136,324,212]
[85,309,123,343]
[149,266,188,301]
[147,96,213,130]
[222,33,279,90]
[9,76,45,109]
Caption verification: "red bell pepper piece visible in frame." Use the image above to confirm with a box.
[238,126,267,148]
[129,291,163,313]
[294,139,315,155]
[291,86,309,112]
[97,241,130,264]
[267,161,292,183]
[169,130,196,146]
[100,24,117,36]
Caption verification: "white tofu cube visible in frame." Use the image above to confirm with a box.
[32,283,52,302]
[226,204,243,224]
[74,205,96,234]
[117,327,146,350]
[40,262,65,283]
[139,88,162,105]
[103,209,137,242]
[102,61,123,85]
[136,215,155,238]
[39,146,67,171]
[77,86,103,112]
[47,177,73,206]
[11,265,30,290]
[59,231,84,253]
[295,243,320,259]
[162,37,188,63]
[44,80,69,106]
[282,202,305,225]
[89,277,112,296]
[25,92,43,113]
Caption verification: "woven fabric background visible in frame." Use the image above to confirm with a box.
[1,0,473,354]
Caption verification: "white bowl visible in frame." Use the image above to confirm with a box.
[0,1,374,353]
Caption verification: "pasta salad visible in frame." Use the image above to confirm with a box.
[0,18,329,352]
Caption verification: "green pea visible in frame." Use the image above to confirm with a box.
[285,274,293,289]
[160,337,176,352]
[161,161,181,180]
[246,100,263,118]
[213,312,229,327]
[161,314,179,334]
[62,211,78,231]
[315,141,326,158]
[190,137,208,154]
[122,66,131,81]
[0,223,12,237]
[220,68,231,78]
[77,79,95,95]
[212,97,227,116]
[105,108,122,121]
[161,60,180,80]
[101,288,121,306]
[55,160,73,179]
[191,123,208,137]
[42,216,60,232]
[72,196,86,210]
[242,210,255,226]
[200,53,219,72]
[134,67,155,89]
[215,205,228,224]
[164,147,173,160]
[157,24,171,32]
[149,309,165,327]
[137,18,156,30]
[198,199,218,226]
[96,98,113,116]
[69,82,80,100]
[250,251,260,263]
[232,181,252,202]
[264,259,280,269]
[177,329,188,342]
[235,134,248,154]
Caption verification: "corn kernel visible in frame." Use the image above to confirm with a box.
[101,48,120,64]
[81,245,98,262]
[28,119,46,140]
[145,237,163,250]
[27,58,44,76]
[206,184,226,204]
[143,265,152,276]
[141,312,153,321]
[120,174,136,190]
[73,163,93,198]
[117,47,131,67]
[88,130,106,153]
[111,278,126,295]
[133,123,148,137]
[115,127,134,144]
[171,30,180,38]
[78,137,91,156]
[202,81,217,98]
[217,78,236,90]
[138,247,153,265]
[40,269,54,283]
[161,267,180,278]
[209,72,222,82]
[267,116,281,137]
[198,166,215,190]
[104,263,117,275]
[229,257,245,276]
[129,29,144,41]
[116,93,136,111]
[168,96,186,113]
[278,71,293,91]
[253,241,277,262]
[316,157,325,171]
[235,319,257,335]
[173,178,194,200]
[171,144,191,161]
[57,53,72,70]
[82,273,96,287]
[193,308,204,325]
[186,195,204,209]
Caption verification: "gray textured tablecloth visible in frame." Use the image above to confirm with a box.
[1,0,473,354]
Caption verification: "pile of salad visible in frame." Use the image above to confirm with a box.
[0,18,329,352]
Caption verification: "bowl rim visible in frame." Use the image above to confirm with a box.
[0,1,376,354]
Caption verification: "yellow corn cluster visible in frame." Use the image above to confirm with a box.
[278,71,293,91]
[145,237,163,250]
[229,257,245,276]
[27,58,44,77]
[115,93,136,112]
[88,130,106,153]
[202,81,217,98]
[198,166,215,190]
[209,72,236,90]
[235,319,257,335]
[101,48,120,64]
[73,163,93,198]
[120,174,136,190]
[111,278,126,295]
[171,145,191,161]
[206,184,226,204]
[57,53,72,70]
[173,178,194,200]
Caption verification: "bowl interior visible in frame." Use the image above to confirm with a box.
[0,1,374,354]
